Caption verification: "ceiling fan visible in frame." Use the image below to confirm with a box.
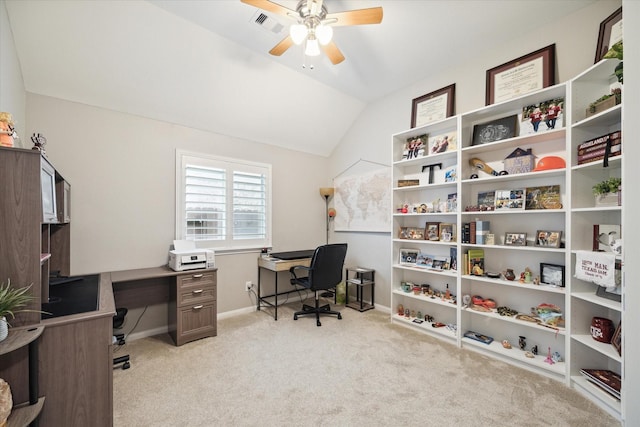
[241,0,383,65]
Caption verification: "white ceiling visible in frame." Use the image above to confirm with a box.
[5,0,595,156]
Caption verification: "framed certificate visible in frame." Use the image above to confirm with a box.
[594,7,622,63]
[485,45,555,105]
[410,84,455,128]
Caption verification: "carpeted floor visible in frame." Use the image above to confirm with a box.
[113,301,619,426]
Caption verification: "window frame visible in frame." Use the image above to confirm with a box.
[176,149,272,252]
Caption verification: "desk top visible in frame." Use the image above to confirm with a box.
[258,256,311,272]
[110,265,217,283]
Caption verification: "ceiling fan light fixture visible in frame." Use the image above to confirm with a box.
[316,24,333,45]
[304,37,320,56]
[290,23,308,45]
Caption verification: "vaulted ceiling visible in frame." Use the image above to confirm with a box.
[5,0,595,156]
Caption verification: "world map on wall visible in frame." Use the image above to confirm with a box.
[334,168,391,232]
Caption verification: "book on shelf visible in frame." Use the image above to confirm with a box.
[577,131,621,165]
[579,369,621,400]
[475,220,490,245]
[450,247,457,271]
[467,249,484,276]
[469,221,476,244]
[462,222,471,244]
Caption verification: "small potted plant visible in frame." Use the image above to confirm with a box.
[592,177,621,207]
[0,280,37,342]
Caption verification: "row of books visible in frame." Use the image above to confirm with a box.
[461,221,490,244]
[461,249,484,276]
[579,369,621,400]
[577,130,621,165]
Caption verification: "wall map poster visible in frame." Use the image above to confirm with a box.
[334,168,391,233]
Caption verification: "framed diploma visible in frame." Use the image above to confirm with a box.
[594,7,622,63]
[411,84,455,128]
[485,44,555,106]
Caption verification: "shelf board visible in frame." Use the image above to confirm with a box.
[461,128,565,156]
[461,274,566,294]
[461,209,565,215]
[571,205,621,213]
[0,326,45,356]
[460,167,565,185]
[393,181,457,192]
[572,103,621,129]
[571,375,621,418]
[7,397,45,427]
[40,253,51,263]
[393,239,457,247]
[393,148,456,167]
[460,243,564,253]
[462,306,566,335]
[393,264,457,277]
[462,337,565,375]
[394,212,457,217]
[572,334,621,362]
[571,156,621,171]
[392,290,457,309]
[571,291,621,311]
[391,314,457,339]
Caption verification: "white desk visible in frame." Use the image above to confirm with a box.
[257,256,311,320]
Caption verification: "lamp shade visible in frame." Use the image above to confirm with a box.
[305,37,321,56]
[316,24,333,45]
[290,24,308,45]
[319,187,334,198]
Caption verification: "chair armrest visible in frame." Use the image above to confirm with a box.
[289,265,310,279]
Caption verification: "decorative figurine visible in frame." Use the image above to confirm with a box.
[544,347,555,365]
[502,340,512,349]
[531,345,538,355]
[462,295,471,308]
[504,269,516,281]
[417,311,422,319]
[397,304,404,316]
[552,351,562,363]
[404,308,410,317]
[519,336,526,350]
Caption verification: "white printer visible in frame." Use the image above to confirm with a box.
[168,240,215,271]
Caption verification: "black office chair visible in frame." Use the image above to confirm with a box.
[113,307,131,370]
[289,243,347,326]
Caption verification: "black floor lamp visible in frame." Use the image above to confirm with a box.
[319,187,335,244]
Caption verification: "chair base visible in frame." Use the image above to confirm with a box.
[293,300,342,327]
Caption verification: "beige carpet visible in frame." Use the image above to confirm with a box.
[113,302,619,426]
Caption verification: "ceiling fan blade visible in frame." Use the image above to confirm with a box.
[240,0,296,18]
[325,7,383,26]
[269,35,294,56]
[322,41,345,65]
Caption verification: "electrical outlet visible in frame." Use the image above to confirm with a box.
[245,281,253,291]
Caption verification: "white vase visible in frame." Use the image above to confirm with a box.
[595,192,620,207]
[0,317,7,342]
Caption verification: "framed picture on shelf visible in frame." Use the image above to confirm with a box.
[540,263,565,287]
[519,98,564,135]
[485,44,555,105]
[471,115,518,145]
[525,185,562,210]
[612,322,622,356]
[477,191,496,209]
[446,193,457,213]
[596,285,622,302]
[495,189,525,210]
[504,232,527,246]
[399,227,425,240]
[425,222,440,241]
[399,249,419,265]
[411,83,455,128]
[403,134,427,160]
[535,230,562,248]
[439,223,456,242]
[427,131,457,154]
[594,7,622,63]
[416,252,434,268]
[431,256,451,270]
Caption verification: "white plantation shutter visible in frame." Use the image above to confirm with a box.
[177,151,271,250]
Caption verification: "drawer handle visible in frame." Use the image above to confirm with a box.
[192,274,204,278]
[192,289,203,294]
[193,305,203,310]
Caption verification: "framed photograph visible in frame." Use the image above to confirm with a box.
[425,222,440,241]
[411,84,455,128]
[485,44,556,105]
[399,227,424,240]
[535,230,562,248]
[505,232,527,246]
[596,285,622,302]
[525,185,562,210]
[416,252,434,268]
[427,131,457,155]
[494,189,525,210]
[438,223,456,242]
[540,263,565,287]
[477,191,496,210]
[520,98,564,135]
[594,7,622,63]
[403,134,427,160]
[611,322,621,356]
[399,249,419,265]
[472,115,518,145]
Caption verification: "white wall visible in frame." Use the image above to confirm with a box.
[0,0,25,146]
[26,94,330,318]
[328,0,623,311]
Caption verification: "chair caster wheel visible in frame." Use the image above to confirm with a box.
[123,361,131,370]
[294,315,298,320]
[317,321,321,327]
[338,313,342,320]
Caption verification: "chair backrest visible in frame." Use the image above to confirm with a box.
[307,243,348,291]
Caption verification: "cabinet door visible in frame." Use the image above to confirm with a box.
[174,303,217,346]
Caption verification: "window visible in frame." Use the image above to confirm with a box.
[176,150,272,251]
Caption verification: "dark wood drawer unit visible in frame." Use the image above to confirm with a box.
[169,271,217,346]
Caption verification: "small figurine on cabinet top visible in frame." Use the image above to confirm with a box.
[31,133,47,155]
